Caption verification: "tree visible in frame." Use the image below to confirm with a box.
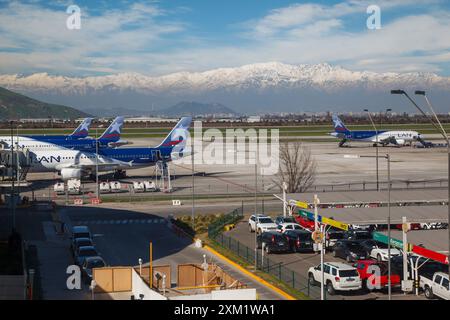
[273,141,316,193]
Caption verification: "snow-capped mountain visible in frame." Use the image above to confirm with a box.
[1,62,449,115]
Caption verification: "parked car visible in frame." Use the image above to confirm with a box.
[343,230,372,241]
[332,240,368,262]
[256,231,290,254]
[353,260,401,291]
[75,246,99,266]
[359,239,401,262]
[308,262,362,295]
[284,230,314,252]
[420,272,450,300]
[325,230,345,249]
[248,215,278,234]
[275,215,297,226]
[420,222,448,230]
[82,256,106,284]
[294,215,315,231]
[394,223,421,231]
[276,222,303,233]
[71,226,92,251]
[71,237,93,257]
[391,254,448,280]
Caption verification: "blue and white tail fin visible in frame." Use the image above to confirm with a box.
[69,118,93,138]
[332,114,350,133]
[157,117,192,150]
[99,116,125,141]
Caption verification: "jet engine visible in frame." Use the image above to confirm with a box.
[60,168,82,180]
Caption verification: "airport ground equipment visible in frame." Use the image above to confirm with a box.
[99,182,111,193]
[155,161,172,192]
[109,181,122,193]
[132,181,145,193]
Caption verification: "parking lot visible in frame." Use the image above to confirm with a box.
[224,216,442,300]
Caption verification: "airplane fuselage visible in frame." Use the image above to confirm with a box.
[331,130,420,144]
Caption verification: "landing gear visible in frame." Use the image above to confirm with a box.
[338,139,348,147]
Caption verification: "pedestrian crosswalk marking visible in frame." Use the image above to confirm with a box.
[75,218,166,225]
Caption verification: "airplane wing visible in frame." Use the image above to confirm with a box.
[55,158,133,171]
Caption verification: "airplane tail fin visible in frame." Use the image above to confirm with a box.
[98,116,125,141]
[69,118,93,138]
[157,117,192,151]
[332,114,350,133]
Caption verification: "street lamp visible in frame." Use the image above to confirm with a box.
[392,89,450,283]
[345,153,392,300]
[252,148,258,271]
[9,121,16,231]
[364,109,379,191]
[95,125,104,200]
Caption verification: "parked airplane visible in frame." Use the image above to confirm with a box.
[11,117,192,180]
[0,117,127,151]
[25,117,94,140]
[330,114,421,147]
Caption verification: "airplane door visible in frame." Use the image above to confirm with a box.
[152,150,162,161]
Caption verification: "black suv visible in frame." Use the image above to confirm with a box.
[332,240,368,262]
[257,231,290,254]
[284,230,314,253]
[343,230,372,241]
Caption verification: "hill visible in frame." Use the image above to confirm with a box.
[157,101,238,117]
[0,86,90,120]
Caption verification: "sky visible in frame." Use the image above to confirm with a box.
[1,0,450,77]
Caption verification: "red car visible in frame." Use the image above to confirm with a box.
[294,215,315,231]
[353,260,401,291]
[394,223,421,231]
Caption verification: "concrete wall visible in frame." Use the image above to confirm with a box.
[0,275,26,300]
[170,288,257,300]
[131,269,167,300]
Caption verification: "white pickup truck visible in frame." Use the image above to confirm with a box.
[420,272,450,300]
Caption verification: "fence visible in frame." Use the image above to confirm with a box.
[207,206,244,238]
[207,207,334,300]
[10,177,449,204]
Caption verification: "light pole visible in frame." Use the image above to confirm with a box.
[9,121,16,231]
[254,149,258,271]
[364,109,379,191]
[192,134,195,231]
[95,125,103,200]
[392,89,450,283]
[345,153,392,300]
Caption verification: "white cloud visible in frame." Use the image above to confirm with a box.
[0,0,449,76]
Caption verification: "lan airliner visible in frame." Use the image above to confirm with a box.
[0,116,126,151]
[330,115,422,147]
[0,117,192,180]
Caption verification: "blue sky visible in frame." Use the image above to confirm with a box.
[1,0,450,76]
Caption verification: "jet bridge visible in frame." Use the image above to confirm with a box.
[0,146,32,182]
